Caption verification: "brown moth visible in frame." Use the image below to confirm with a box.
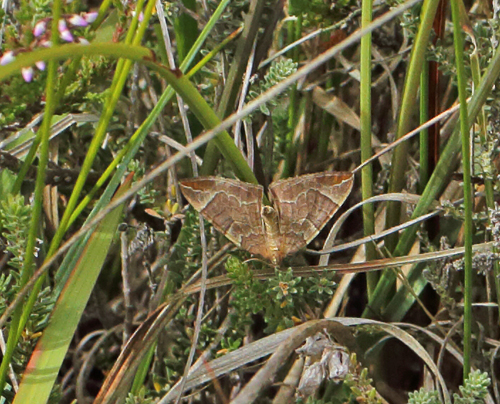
[179,172,354,265]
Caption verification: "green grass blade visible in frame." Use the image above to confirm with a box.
[450,0,473,377]
[419,61,429,192]
[360,0,376,297]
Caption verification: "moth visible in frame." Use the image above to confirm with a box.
[179,172,354,265]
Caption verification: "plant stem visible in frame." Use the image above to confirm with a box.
[450,0,472,378]
[419,61,429,193]
[360,0,376,297]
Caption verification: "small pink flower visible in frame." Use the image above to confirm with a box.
[68,14,88,27]
[0,51,15,65]
[33,20,47,37]
[60,30,74,42]
[58,19,67,31]
[35,61,46,70]
[22,66,34,82]
[58,20,74,42]
[84,12,98,23]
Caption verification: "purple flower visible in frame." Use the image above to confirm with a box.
[68,14,88,27]
[22,67,34,82]
[0,51,15,65]
[35,61,46,70]
[58,19,68,32]
[33,20,47,37]
[58,20,74,42]
[84,12,98,23]
[60,30,74,42]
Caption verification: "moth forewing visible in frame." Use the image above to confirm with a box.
[179,177,268,256]
[269,172,354,256]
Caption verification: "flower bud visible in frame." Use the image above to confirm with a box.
[58,20,74,42]
[84,12,98,23]
[68,14,88,27]
[33,20,47,37]
[22,66,34,82]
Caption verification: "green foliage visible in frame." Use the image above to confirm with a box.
[246,58,298,173]
[225,256,265,326]
[0,75,46,127]
[408,388,440,404]
[128,160,160,205]
[167,209,205,287]
[467,21,500,76]
[307,270,337,297]
[422,261,456,310]
[227,257,296,331]
[343,367,381,404]
[299,0,354,27]
[0,194,54,388]
[267,267,303,304]
[453,370,491,404]
[407,370,491,404]
[124,387,155,404]
[289,0,308,14]
[473,115,500,180]
[394,0,421,39]
[247,58,298,116]
[65,58,113,108]
[219,335,242,354]
[15,0,52,23]
[0,274,13,314]
[226,257,338,333]
[421,236,457,310]
[0,194,33,273]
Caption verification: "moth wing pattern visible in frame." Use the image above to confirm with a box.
[179,177,267,258]
[269,172,354,256]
